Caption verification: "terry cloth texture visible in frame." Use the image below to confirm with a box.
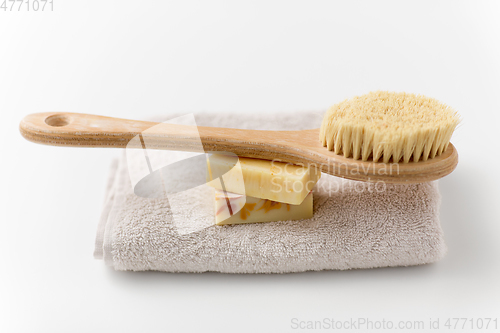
[94,112,447,273]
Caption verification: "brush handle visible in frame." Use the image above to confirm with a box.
[20,112,157,147]
[19,112,309,153]
[19,112,459,184]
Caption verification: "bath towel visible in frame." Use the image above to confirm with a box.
[94,112,446,273]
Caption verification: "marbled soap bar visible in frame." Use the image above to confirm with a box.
[214,190,313,225]
[207,154,320,205]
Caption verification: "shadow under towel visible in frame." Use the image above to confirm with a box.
[94,112,447,273]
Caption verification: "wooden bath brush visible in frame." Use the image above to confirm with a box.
[19,91,460,184]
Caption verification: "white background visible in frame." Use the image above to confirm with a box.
[1,1,499,332]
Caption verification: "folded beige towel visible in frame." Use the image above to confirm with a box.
[94,112,447,273]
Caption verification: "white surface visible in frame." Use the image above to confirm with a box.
[1,1,499,332]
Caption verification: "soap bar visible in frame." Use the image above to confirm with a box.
[207,154,321,205]
[214,190,313,225]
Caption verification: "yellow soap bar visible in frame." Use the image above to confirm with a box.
[207,154,320,205]
[214,190,313,225]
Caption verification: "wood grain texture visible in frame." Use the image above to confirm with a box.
[19,112,458,184]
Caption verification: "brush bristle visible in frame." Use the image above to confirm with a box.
[319,91,460,163]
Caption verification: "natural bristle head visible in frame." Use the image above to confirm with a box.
[319,91,460,163]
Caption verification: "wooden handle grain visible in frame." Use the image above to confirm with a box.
[20,112,160,148]
[18,112,316,153]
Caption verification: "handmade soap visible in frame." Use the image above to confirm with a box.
[214,190,313,225]
[207,154,320,205]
